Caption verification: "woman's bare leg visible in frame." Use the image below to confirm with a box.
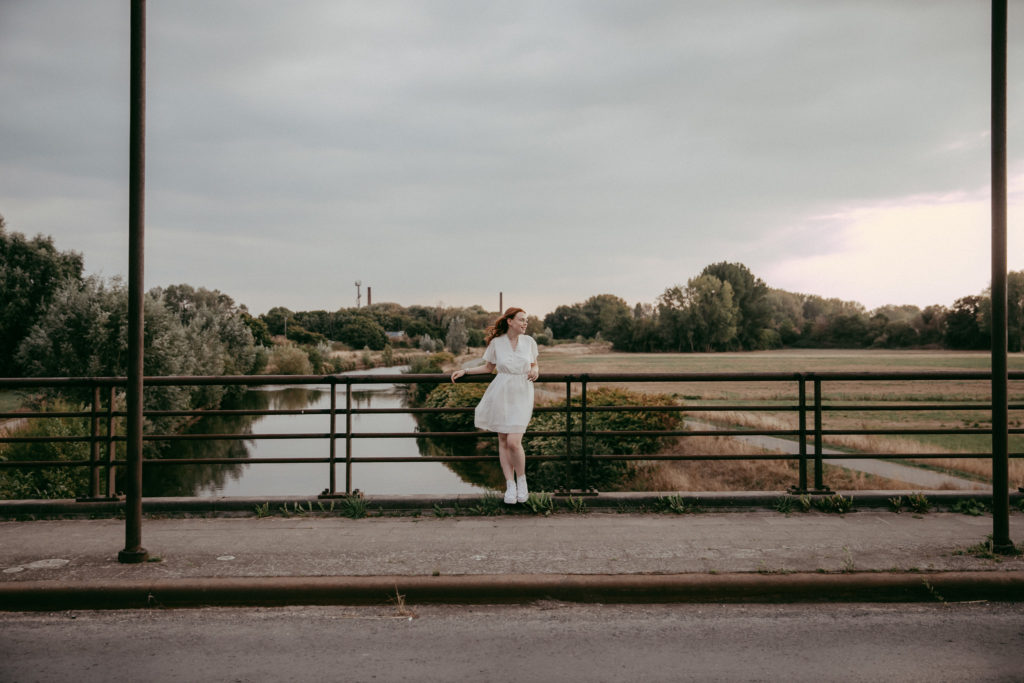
[497,433,515,481]
[504,433,526,477]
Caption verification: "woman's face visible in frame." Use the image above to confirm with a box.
[509,311,528,334]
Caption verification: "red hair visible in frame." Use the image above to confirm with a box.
[485,307,525,344]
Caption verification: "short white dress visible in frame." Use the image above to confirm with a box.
[474,334,539,434]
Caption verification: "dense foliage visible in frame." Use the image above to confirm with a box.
[415,383,681,491]
[0,216,84,376]
[546,261,1024,352]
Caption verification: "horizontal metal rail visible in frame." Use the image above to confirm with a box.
[1,371,1021,497]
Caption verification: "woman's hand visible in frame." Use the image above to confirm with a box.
[527,366,539,382]
[450,369,465,383]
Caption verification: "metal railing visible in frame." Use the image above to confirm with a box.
[1,371,1021,498]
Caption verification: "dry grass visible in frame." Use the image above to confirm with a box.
[624,435,915,492]
[693,409,1024,487]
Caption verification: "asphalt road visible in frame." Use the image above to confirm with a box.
[2,602,1022,682]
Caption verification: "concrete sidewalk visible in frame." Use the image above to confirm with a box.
[1,495,1023,609]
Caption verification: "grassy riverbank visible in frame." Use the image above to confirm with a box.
[528,346,1024,491]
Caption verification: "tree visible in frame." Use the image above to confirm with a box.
[445,316,468,354]
[944,296,988,350]
[0,216,84,375]
[544,303,589,339]
[656,276,738,352]
[261,307,294,336]
[581,294,631,340]
[765,288,805,346]
[684,275,739,351]
[336,312,387,350]
[700,262,771,349]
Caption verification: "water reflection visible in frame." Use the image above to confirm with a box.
[144,376,491,497]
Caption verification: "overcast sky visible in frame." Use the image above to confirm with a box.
[2,1,1023,318]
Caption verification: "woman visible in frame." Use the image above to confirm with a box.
[451,307,539,504]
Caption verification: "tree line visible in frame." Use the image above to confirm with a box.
[3,217,1020,389]
[544,262,1024,353]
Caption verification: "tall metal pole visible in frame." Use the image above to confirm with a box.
[119,0,149,563]
[990,0,1013,553]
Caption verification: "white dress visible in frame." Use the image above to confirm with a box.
[474,334,539,434]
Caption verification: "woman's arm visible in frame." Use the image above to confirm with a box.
[450,362,495,382]
[527,360,539,382]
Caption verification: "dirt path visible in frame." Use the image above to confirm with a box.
[686,421,990,491]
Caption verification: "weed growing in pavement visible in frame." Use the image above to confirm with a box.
[432,504,451,518]
[950,498,989,516]
[389,586,418,619]
[656,495,701,514]
[814,494,854,514]
[841,546,855,573]
[797,494,813,513]
[254,502,270,518]
[317,500,335,514]
[887,496,904,513]
[921,579,946,603]
[522,492,555,515]
[953,534,1021,560]
[340,495,368,519]
[774,495,795,514]
[470,493,505,516]
[907,492,931,514]
[565,495,589,514]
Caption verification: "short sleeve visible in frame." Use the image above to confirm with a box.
[528,336,538,362]
[483,339,497,364]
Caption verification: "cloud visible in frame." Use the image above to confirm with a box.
[1,1,1021,317]
[762,171,1024,310]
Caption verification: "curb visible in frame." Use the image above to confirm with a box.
[2,571,1023,611]
[1,490,1019,519]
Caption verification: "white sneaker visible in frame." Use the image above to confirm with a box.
[516,475,529,503]
[504,481,517,504]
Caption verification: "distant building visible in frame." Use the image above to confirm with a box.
[385,331,408,343]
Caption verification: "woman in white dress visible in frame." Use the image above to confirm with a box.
[450,308,539,504]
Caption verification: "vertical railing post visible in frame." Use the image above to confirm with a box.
[813,378,825,492]
[797,376,808,492]
[106,385,117,497]
[119,0,148,563]
[88,385,101,499]
[328,379,337,495]
[990,0,1014,553]
[563,377,573,493]
[580,375,589,491]
[345,379,353,495]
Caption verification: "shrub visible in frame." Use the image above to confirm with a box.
[265,345,313,375]
[0,399,93,499]
[524,387,681,491]
[414,384,681,492]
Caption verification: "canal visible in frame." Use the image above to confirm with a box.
[146,368,491,498]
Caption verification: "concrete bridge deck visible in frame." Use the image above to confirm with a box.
[1,493,1022,609]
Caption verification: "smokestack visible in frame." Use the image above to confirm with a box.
[367,286,372,306]
[499,291,503,313]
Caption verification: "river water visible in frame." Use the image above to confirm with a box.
[151,368,490,498]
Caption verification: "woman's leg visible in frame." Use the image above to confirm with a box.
[504,433,526,477]
[497,433,515,481]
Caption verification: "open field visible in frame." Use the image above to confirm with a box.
[534,347,1024,491]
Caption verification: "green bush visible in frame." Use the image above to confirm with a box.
[0,399,94,499]
[406,352,456,402]
[414,384,681,492]
[266,345,313,375]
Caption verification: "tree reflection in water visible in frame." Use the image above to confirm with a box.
[143,384,490,497]
[142,387,322,497]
